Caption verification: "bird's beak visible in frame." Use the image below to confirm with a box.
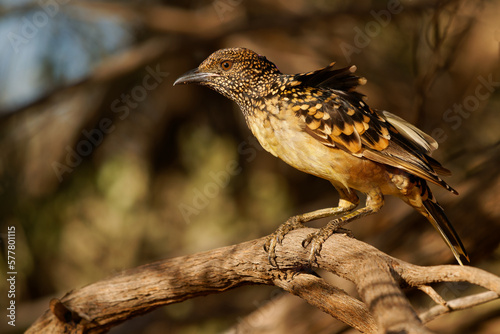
[173,68,219,86]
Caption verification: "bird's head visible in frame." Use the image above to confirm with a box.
[174,48,281,104]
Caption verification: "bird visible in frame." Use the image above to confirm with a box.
[173,47,469,266]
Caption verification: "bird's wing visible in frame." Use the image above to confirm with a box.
[380,110,438,154]
[294,63,366,93]
[290,65,455,193]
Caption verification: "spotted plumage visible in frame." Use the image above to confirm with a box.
[174,47,468,265]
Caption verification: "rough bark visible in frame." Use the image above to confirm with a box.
[27,228,500,334]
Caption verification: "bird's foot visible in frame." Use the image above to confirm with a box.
[264,216,306,267]
[302,220,353,265]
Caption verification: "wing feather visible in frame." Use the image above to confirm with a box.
[289,65,456,194]
[381,110,438,153]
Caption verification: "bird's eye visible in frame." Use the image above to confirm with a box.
[220,60,233,71]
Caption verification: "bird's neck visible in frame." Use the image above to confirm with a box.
[238,74,289,106]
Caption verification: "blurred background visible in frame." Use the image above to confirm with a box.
[0,0,499,333]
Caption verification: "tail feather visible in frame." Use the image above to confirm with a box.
[422,199,469,265]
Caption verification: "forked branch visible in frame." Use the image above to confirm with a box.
[27,228,500,334]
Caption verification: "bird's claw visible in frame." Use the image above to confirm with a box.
[301,220,353,266]
[265,216,306,267]
[302,232,327,266]
[265,217,352,267]
[264,236,279,267]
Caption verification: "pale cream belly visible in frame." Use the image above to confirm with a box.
[246,111,403,196]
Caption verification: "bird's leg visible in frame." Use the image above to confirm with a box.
[302,192,384,265]
[265,187,359,267]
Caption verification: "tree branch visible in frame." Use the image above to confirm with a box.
[273,272,377,333]
[419,291,499,324]
[27,228,500,334]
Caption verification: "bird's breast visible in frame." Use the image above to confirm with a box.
[241,100,401,195]
[243,100,350,184]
